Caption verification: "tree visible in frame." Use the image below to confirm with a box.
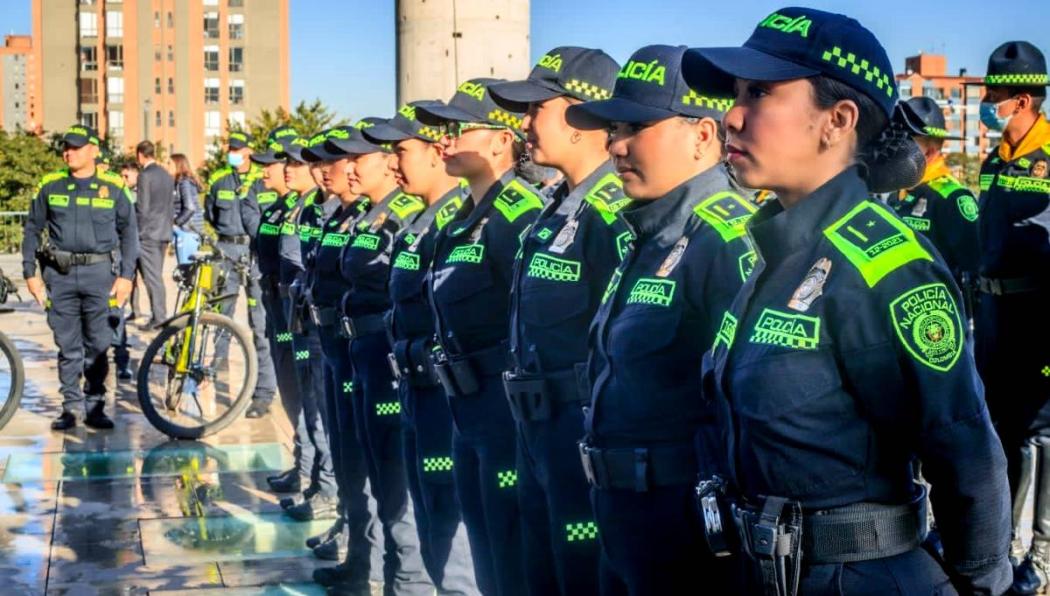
[945,152,983,192]
[0,129,65,212]
[198,99,350,185]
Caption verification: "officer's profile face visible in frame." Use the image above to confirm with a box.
[62,142,98,172]
[393,139,439,195]
[262,162,286,190]
[440,124,515,179]
[284,160,313,192]
[607,116,715,200]
[320,158,352,195]
[522,96,576,168]
[309,163,325,187]
[346,152,395,197]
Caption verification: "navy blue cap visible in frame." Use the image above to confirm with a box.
[62,124,100,148]
[416,78,525,133]
[277,136,313,164]
[251,125,299,164]
[683,7,898,118]
[901,97,962,140]
[363,101,447,144]
[570,45,734,124]
[326,118,392,155]
[489,47,620,111]
[227,130,252,150]
[985,41,1048,87]
[302,126,356,162]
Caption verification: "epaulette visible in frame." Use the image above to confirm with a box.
[208,167,233,186]
[926,175,966,200]
[97,169,126,188]
[388,193,426,221]
[823,200,932,288]
[692,190,757,242]
[436,194,464,230]
[36,168,70,191]
[492,178,543,223]
[584,172,631,225]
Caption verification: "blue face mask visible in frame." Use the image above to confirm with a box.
[227,153,245,168]
[979,100,1012,132]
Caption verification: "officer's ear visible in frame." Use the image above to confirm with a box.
[428,142,444,168]
[489,129,516,160]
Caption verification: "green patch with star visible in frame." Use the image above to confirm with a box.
[692,191,756,242]
[493,179,543,223]
[889,282,963,372]
[823,202,932,288]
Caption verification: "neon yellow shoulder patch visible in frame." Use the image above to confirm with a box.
[823,201,932,288]
[208,167,233,186]
[692,191,757,242]
[926,175,965,200]
[584,172,631,225]
[388,193,425,221]
[36,169,70,192]
[493,179,543,223]
[97,170,126,188]
[889,282,963,372]
[436,195,464,230]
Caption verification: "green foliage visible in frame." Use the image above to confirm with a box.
[944,152,982,193]
[0,129,65,212]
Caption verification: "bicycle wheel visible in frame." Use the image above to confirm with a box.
[0,328,25,432]
[137,312,257,439]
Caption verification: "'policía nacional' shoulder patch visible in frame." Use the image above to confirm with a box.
[692,191,757,242]
[823,201,932,288]
[889,282,963,372]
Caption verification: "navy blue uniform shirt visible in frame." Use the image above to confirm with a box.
[305,197,371,307]
[257,192,296,278]
[205,164,263,237]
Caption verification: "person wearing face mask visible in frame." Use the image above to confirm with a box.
[685,7,1011,594]
[488,47,625,596]
[569,45,750,595]
[416,80,542,596]
[203,131,278,419]
[364,102,479,595]
[972,40,1050,594]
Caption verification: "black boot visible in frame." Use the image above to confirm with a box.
[307,516,345,549]
[84,401,114,430]
[51,411,76,431]
[1014,437,1050,594]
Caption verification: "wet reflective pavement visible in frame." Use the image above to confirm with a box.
[0,255,337,595]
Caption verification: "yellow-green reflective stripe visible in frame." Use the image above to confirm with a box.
[692,191,756,242]
[823,202,932,288]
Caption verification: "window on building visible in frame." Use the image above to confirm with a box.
[229,0,244,6]
[167,12,173,28]
[229,80,244,105]
[154,46,161,61]
[106,11,123,37]
[167,45,174,61]
[156,111,162,127]
[204,12,220,39]
[80,112,98,129]
[229,47,243,72]
[168,111,175,127]
[204,78,220,103]
[205,110,221,137]
[80,12,98,37]
[155,77,161,94]
[167,77,174,94]
[80,0,97,5]
[228,14,244,40]
[967,86,982,99]
[898,81,911,99]
[950,87,961,100]
[154,11,160,27]
[79,79,99,104]
[108,110,124,138]
[204,46,219,70]
[107,76,124,103]
[81,46,98,71]
[203,0,219,5]
[106,44,123,69]
[229,111,246,129]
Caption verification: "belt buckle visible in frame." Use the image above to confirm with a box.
[340,315,355,339]
[578,442,597,486]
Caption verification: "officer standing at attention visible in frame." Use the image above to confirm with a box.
[23,125,139,431]
[203,131,277,418]
[571,45,749,594]
[886,97,979,301]
[971,41,1050,594]
[685,7,1011,594]
[488,47,624,596]
[364,102,479,595]
[416,80,542,596]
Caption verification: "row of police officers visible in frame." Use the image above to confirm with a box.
[20,5,1050,595]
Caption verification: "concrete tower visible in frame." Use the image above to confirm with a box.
[396,0,530,105]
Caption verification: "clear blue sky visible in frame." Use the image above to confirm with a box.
[4,0,1049,122]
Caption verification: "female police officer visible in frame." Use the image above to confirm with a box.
[684,7,1011,594]
[416,79,542,596]
[570,45,752,595]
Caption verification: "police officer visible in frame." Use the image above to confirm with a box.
[887,96,979,305]
[23,125,139,431]
[299,126,378,570]
[203,131,277,418]
[488,47,624,596]
[685,7,1011,593]
[971,40,1050,593]
[364,102,480,595]
[570,45,748,594]
[417,80,542,596]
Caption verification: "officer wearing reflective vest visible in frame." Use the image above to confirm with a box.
[416,80,542,596]
[887,97,979,304]
[328,119,431,594]
[363,102,479,595]
[686,7,1011,594]
[203,130,277,418]
[488,47,624,596]
[971,40,1050,594]
[571,45,749,594]
[23,125,138,431]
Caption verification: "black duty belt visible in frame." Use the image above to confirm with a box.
[433,342,510,397]
[218,234,251,245]
[309,305,340,328]
[390,338,440,388]
[577,441,697,492]
[340,312,386,340]
[977,275,1048,296]
[54,251,111,266]
[503,363,588,422]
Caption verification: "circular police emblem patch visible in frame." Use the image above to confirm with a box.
[889,282,963,372]
[957,194,979,223]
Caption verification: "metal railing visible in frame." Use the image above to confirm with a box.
[0,212,28,254]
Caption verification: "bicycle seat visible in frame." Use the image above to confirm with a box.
[0,307,13,314]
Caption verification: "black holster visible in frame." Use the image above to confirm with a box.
[433,352,480,397]
[695,475,738,558]
[734,497,803,596]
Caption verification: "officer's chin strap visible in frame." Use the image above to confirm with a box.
[755,497,803,596]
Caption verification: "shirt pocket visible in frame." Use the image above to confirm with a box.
[212,189,240,231]
[607,304,685,392]
[90,200,117,247]
[432,261,497,327]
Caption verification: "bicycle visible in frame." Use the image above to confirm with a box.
[0,268,25,432]
[136,237,258,439]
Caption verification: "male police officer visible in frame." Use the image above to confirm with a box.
[22,125,139,430]
[973,41,1050,594]
[204,131,277,418]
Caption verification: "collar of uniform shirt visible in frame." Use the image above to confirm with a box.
[454,168,516,232]
[747,166,869,263]
[918,154,951,186]
[548,160,617,217]
[620,163,733,245]
[998,113,1050,162]
[409,186,461,234]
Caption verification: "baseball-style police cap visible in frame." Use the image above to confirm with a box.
[682,7,898,118]
[569,45,734,124]
[363,101,447,144]
[899,97,962,140]
[326,118,392,156]
[251,125,299,164]
[416,78,525,134]
[277,136,313,164]
[489,47,619,111]
[985,41,1048,88]
[302,126,355,162]
[62,124,100,148]
[227,130,252,150]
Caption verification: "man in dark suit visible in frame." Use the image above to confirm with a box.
[134,140,175,328]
